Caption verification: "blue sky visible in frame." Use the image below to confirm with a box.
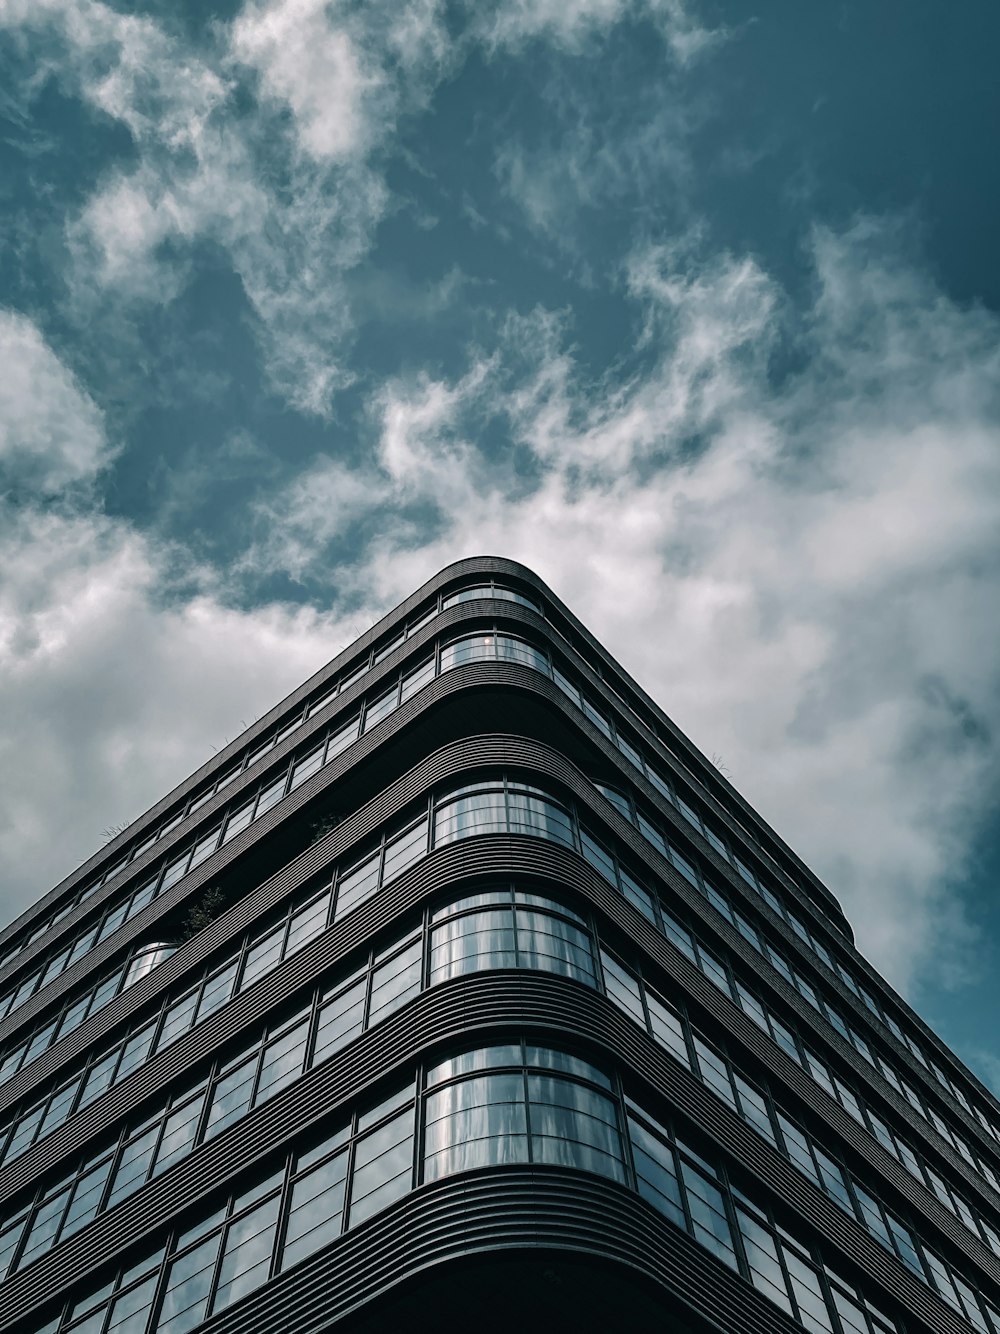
[1,0,999,1089]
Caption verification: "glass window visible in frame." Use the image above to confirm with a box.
[211,1194,280,1315]
[442,585,492,607]
[368,939,422,1025]
[314,978,367,1065]
[693,1036,738,1111]
[400,657,435,703]
[430,909,516,984]
[160,851,192,892]
[647,992,690,1067]
[424,1072,528,1180]
[509,788,576,845]
[285,893,330,956]
[528,1072,624,1181]
[382,818,428,885]
[362,685,399,733]
[679,1155,738,1269]
[440,633,496,671]
[240,924,285,990]
[495,636,548,671]
[736,1205,794,1315]
[579,829,616,883]
[423,1048,622,1187]
[784,1248,836,1333]
[188,828,221,871]
[205,1053,257,1141]
[324,715,361,761]
[600,951,645,1025]
[221,800,255,845]
[434,788,506,845]
[349,1109,414,1225]
[281,1151,348,1272]
[256,1019,309,1103]
[628,1116,686,1229]
[288,745,325,791]
[335,849,381,918]
[154,1091,208,1177]
[254,773,287,819]
[107,1124,160,1208]
[158,1234,219,1334]
[516,910,597,984]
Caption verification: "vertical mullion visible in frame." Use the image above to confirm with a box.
[360,947,376,1032]
[268,1147,296,1284]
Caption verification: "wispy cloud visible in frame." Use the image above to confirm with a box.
[0,497,371,924]
[473,0,719,61]
[0,309,114,491]
[1,0,997,1038]
[244,217,1000,997]
[2,0,452,415]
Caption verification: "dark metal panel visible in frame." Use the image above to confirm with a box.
[0,974,974,1334]
[5,629,974,1173]
[2,725,999,1244]
[205,1173,807,1334]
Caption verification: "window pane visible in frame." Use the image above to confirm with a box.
[679,1158,738,1268]
[154,1092,208,1176]
[440,634,495,671]
[61,1155,114,1239]
[528,1075,624,1181]
[205,1053,259,1140]
[106,1125,159,1208]
[508,793,575,846]
[221,800,255,845]
[196,960,240,1022]
[369,941,422,1024]
[382,818,428,885]
[516,911,596,984]
[324,715,361,761]
[434,791,507,845]
[600,953,645,1026]
[156,991,199,1053]
[314,980,367,1064]
[335,851,381,917]
[362,686,399,733]
[289,745,324,791]
[495,637,548,671]
[285,893,330,956]
[107,1274,157,1334]
[254,774,287,818]
[424,1074,527,1181]
[241,926,285,989]
[256,1020,310,1103]
[158,1237,219,1334]
[399,657,435,703]
[628,1118,685,1229]
[430,911,516,984]
[349,1110,414,1225]
[282,1152,348,1272]
[211,1195,280,1314]
[737,1207,793,1314]
[647,993,690,1067]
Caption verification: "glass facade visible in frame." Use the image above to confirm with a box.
[1,561,998,1334]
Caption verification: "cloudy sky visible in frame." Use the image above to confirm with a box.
[1,1,999,1085]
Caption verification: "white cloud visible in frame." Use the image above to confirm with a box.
[231,0,380,162]
[475,0,717,61]
[228,0,452,165]
[0,0,449,415]
[0,309,113,490]
[247,220,1000,1000]
[0,503,366,927]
